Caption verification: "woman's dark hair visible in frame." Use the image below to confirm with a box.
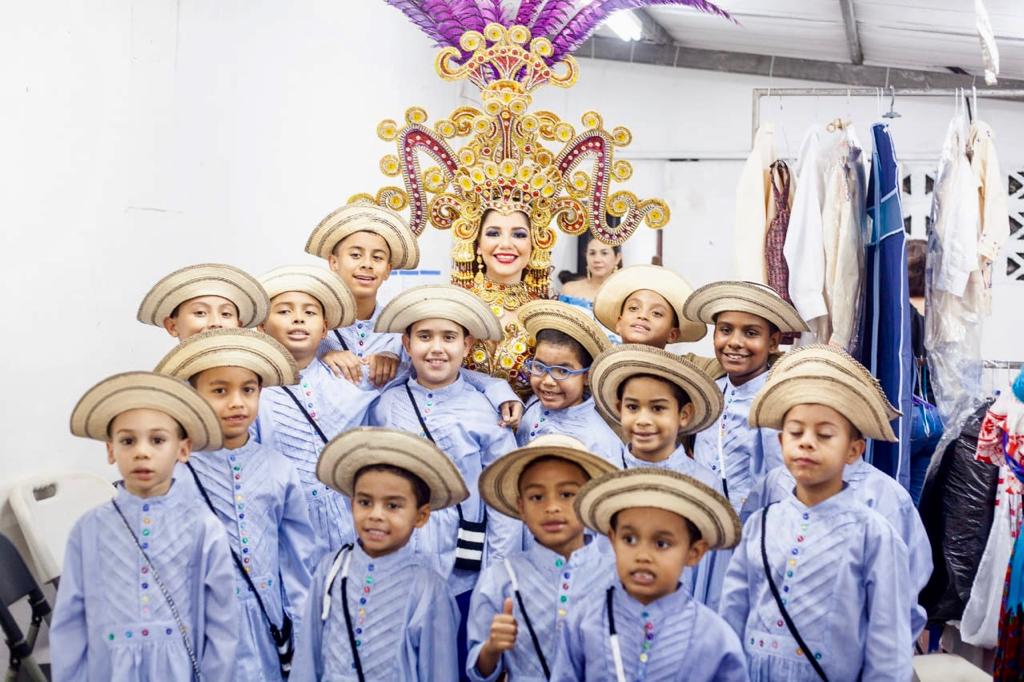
[907,239,926,298]
[558,270,585,285]
[353,464,431,508]
[609,509,702,542]
[615,373,691,409]
[535,328,593,366]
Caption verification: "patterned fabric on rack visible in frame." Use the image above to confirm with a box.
[764,160,798,344]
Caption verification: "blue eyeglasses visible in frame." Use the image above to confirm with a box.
[523,358,589,381]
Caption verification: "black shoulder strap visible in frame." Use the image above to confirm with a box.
[187,463,285,634]
[605,585,617,635]
[281,385,329,444]
[333,329,350,352]
[403,381,435,444]
[760,504,828,681]
[337,545,366,682]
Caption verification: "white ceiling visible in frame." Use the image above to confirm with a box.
[646,0,1024,80]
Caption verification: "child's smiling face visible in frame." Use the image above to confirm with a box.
[614,290,681,348]
[163,295,242,342]
[106,408,191,499]
[618,375,693,462]
[529,340,588,410]
[191,366,260,449]
[516,457,590,558]
[609,506,708,605]
[328,231,393,304]
[260,292,328,364]
[402,318,473,390]
[713,310,780,386]
[352,468,430,558]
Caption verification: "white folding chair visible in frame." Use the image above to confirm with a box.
[913,653,992,682]
[8,473,115,585]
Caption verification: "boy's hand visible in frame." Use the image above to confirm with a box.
[499,400,523,430]
[367,352,400,387]
[322,350,363,384]
[476,598,517,676]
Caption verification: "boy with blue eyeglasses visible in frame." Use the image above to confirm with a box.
[515,301,622,465]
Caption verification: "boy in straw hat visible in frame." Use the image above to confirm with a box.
[154,328,317,681]
[742,344,932,641]
[52,372,238,681]
[467,434,618,681]
[550,468,748,681]
[292,427,464,680]
[514,300,622,463]
[254,265,379,558]
[306,203,524,429]
[683,281,809,512]
[137,263,269,342]
[719,346,914,681]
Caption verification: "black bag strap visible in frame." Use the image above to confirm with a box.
[281,386,329,444]
[336,546,366,682]
[504,560,550,679]
[333,329,350,352]
[186,463,288,636]
[760,504,828,681]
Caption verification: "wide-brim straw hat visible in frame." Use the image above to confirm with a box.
[517,300,611,363]
[153,328,299,387]
[575,468,741,550]
[316,427,469,510]
[750,345,900,442]
[259,265,357,330]
[137,263,269,328]
[70,371,223,451]
[374,284,502,340]
[682,280,809,333]
[305,202,420,270]
[592,265,707,342]
[479,434,618,518]
[590,344,724,435]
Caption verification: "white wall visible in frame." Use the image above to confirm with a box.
[3,0,1022,531]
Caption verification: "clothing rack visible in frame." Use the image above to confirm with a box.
[750,87,1024,144]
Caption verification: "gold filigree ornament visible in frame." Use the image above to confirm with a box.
[349,23,670,297]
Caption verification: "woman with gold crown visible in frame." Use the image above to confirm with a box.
[352,0,731,398]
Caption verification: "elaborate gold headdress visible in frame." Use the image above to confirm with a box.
[351,22,672,296]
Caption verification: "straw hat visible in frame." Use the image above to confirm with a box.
[590,344,724,435]
[259,265,357,330]
[750,344,900,442]
[592,265,707,342]
[70,371,223,450]
[153,328,299,387]
[137,263,269,328]
[575,468,741,550]
[305,202,420,270]
[374,284,502,340]
[517,300,611,363]
[316,427,469,510]
[479,434,618,518]
[682,280,808,333]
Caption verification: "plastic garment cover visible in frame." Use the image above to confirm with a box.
[919,399,998,623]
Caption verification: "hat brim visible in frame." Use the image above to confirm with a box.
[749,365,899,442]
[590,344,724,435]
[517,300,611,363]
[154,328,299,387]
[480,445,618,518]
[306,203,420,270]
[137,263,269,328]
[260,265,357,330]
[70,372,223,451]
[575,468,740,550]
[374,285,502,340]
[592,265,707,343]
[316,427,469,510]
[682,281,808,333]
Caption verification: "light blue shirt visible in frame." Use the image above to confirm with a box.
[369,374,521,595]
[719,486,913,682]
[467,536,614,681]
[743,457,933,638]
[254,358,378,560]
[550,581,748,681]
[693,372,784,510]
[619,443,722,491]
[187,438,317,681]
[291,542,459,681]
[516,396,622,464]
[50,480,238,682]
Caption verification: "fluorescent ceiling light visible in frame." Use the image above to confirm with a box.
[606,10,643,42]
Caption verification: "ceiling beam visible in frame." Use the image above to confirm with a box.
[578,35,1024,97]
[838,0,864,65]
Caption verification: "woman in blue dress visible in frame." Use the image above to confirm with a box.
[558,237,622,342]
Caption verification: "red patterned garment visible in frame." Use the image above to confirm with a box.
[764,161,799,345]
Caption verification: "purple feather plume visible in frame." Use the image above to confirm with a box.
[515,0,548,26]
[478,0,505,24]
[450,0,486,33]
[549,0,734,60]
[383,0,451,46]
[528,0,578,38]
[419,0,467,47]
